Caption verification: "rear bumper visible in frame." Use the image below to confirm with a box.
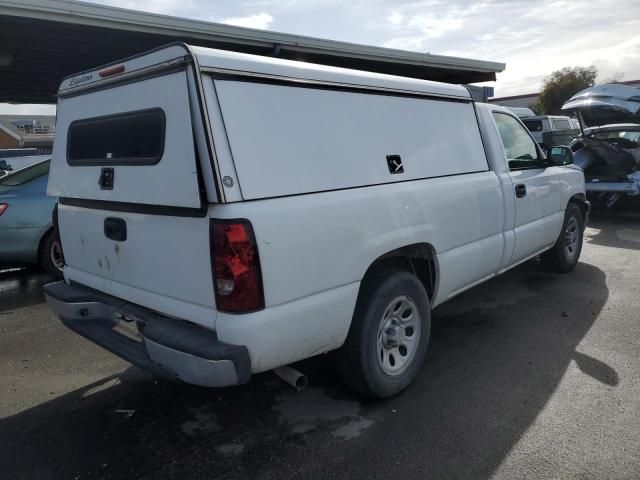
[43,281,251,387]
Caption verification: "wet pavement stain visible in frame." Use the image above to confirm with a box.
[180,406,220,436]
[273,387,374,439]
[333,418,374,440]
[216,444,245,456]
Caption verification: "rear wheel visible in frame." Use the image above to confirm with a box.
[40,230,63,277]
[541,203,584,273]
[336,270,431,398]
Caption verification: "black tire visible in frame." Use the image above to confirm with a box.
[335,270,431,398]
[541,203,584,273]
[39,230,63,277]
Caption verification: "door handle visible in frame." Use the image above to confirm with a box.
[104,217,127,241]
[515,184,527,198]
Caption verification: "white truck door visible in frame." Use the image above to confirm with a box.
[491,112,563,264]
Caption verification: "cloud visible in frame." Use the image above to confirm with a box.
[387,11,403,26]
[382,1,482,51]
[221,12,274,30]
[374,0,640,96]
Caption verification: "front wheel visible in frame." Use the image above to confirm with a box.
[541,203,584,273]
[335,270,431,398]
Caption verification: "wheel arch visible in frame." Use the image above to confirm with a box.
[358,243,439,304]
[568,192,589,223]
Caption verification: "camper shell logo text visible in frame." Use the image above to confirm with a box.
[69,74,94,87]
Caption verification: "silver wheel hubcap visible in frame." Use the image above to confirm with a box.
[51,241,64,271]
[563,216,579,261]
[377,295,421,376]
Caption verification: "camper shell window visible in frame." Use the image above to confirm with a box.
[67,108,166,166]
[552,119,571,130]
[523,120,543,132]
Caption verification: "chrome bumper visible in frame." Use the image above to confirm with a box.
[44,281,251,387]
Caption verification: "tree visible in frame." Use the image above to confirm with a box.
[601,72,624,84]
[529,102,544,115]
[534,65,598,115]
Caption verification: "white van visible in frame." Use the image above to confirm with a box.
[44,43,589,398]
[522,115,579,148]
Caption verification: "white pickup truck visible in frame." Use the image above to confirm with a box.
[44,43,589,398]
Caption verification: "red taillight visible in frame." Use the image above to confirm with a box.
[99,64,125,78]
[210,219,264,313]
[52,203,65,266]
[0,203,8,216]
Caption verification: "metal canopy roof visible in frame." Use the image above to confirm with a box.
[0,0,505,104]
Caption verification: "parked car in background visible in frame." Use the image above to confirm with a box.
[44,44,588,398]
[0,160,11,178]
[563,84,640,208]
[506,107,536,119]
[522,115,580,149]
[0,154,50,178]
[0,158,61,275]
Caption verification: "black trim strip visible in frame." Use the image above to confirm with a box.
[509,166,547,172]
[209,71,471,104]
[186,46,224,203]
[226,169,491,204]
[59,198,208,218]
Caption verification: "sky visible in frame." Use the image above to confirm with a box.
[4,0,640,115]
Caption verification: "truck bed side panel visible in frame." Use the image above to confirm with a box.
[214,80,489,200]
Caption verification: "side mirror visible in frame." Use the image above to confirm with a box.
[546,145,574,166]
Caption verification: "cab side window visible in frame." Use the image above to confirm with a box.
[492,112,542,170]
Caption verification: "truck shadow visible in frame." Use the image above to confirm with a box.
[0,260,610,480]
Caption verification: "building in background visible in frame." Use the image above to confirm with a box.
[489,92,539,109]
[0,115,55,154]
[467,85,495,103]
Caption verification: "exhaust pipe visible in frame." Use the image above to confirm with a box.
[273,366,308,391]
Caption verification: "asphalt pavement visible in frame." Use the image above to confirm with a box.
[1,211,639,480]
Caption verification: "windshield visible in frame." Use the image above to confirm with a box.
[0,160,50,187]
[592,130,640,143]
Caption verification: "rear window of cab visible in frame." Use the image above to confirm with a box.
[67,108,165,166]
